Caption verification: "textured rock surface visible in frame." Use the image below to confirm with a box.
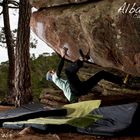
[30,0,93,9]
[40,88,69,107]
[30,0,140,76]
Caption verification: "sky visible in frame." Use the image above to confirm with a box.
[0,7,53,63]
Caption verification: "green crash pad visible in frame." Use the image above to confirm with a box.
[3,100,101,129]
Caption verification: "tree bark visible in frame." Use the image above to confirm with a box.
[15,0,32,106]
[3,0,15,103]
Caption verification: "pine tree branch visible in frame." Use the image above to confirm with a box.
[0,10,3,15]
[8,0,19,7]
[0,2,3,15]
[8,6,19,8]
[1,40,6,43]
[0,2,3,6]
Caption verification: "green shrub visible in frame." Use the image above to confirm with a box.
[0,53,61,101]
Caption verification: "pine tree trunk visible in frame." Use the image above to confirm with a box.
[15,0,32,106]
[3,0,15,103]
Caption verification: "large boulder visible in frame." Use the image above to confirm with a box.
[30,0,93,9]
[30,0,140,76]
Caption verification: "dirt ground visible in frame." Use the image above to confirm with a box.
[0,128,97,140]
[0,128,140,140]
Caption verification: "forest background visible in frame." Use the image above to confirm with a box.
[0,0,59,106]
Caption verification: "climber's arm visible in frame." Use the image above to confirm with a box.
[56,47,68,77]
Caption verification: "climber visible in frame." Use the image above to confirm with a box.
[46,48,124,103]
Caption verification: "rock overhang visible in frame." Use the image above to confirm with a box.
[30,0,140,76]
